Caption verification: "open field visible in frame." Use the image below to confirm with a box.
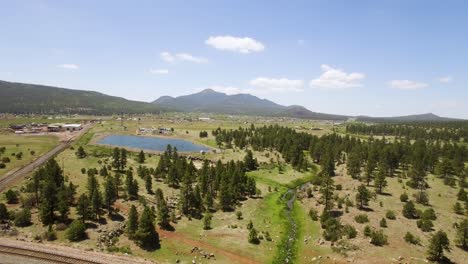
[0,134,58,178]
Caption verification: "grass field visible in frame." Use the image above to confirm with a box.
[0,134,59,177]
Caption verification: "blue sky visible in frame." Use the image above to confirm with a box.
[1,0,467,118]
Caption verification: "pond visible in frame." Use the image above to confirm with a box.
[97,135,210,152]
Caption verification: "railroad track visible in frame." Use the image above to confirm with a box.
[0,124,92,192]
[0,244,100,264]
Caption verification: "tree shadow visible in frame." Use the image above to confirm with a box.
[109,213,125,222]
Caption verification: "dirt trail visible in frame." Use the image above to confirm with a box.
[158,229,260,264]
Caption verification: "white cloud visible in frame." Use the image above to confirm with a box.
[58,64,79,70]
[310,64,365,89]
[389,80,428,90]
[205,35,265,53]
[160,51,207,63]
[149,69,169,75]
[249,77,304,93]
[438,76,453,83]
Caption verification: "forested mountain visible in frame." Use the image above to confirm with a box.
[0,80,162,115]
[0,79,461,121]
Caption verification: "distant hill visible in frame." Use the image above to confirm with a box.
[355,113,456,122]
[0,79,460,121]
[0,80,162,115]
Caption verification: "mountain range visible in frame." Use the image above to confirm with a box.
[0,80,460,121]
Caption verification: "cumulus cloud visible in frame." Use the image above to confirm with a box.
[310,65,365,89]
[438,76,453,83]
[205,35,265,53]
[389,80,428,90]
[160,51,207,63]
[149,69,169,75]
[249,77,304,93]
[58,64,79,70]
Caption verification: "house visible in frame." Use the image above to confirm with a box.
[198,117,211,121]
[47,124,63,132]
[63,124,83,131]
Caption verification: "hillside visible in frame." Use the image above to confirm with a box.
[0,80,162,115]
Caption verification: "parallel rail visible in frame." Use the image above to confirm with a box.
[0,244,100,264]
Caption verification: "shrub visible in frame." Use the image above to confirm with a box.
[0,203,9,221]
[14,208,31,227]
[0,163,5,169]
[453,202,464,215]
[417,219,434,232]
[400,193,409,202]
[422,208,437,220]
[248,228,260,244]
[354,214,369,224]
[363,225,372,237]
[402,201,418,219]
[2,157,10,163]
[336,184,342,191]
[370,230,388,246]
[414,192,429,205]
[66,220,87,241]
[342,224,357,239]
[323,218,342,242]
[81,168,86,174]
[43,226,57,241]
[308,208,319,221]
[385,210,396,220]
[236,211,243,220]
[379,218,387,228]
[5,190,18,204]
[404,232,420,245]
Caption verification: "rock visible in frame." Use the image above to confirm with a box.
[175,260,180,263]
[398,256,404,261]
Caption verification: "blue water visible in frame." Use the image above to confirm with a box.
[97,135,210,152]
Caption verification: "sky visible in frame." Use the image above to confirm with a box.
[1,0,467,118]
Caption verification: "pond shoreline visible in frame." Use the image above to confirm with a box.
[92,134,214,154]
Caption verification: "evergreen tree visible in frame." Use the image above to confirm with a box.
[56,186,70,222]
[374,164,388,194]
[103,176,117,215]
[76,194,90,222]
[427,230,450,262]
[0,203,9,221]
[137,150,145,164]
[454,219,468,250]
[75,146,87,159]
[91,189,102,220]
[127,205,139,238]
[402,201,418,219]
[355,184,371,209]
[66,220,86,241]
[203,213,212,230]
[112,147,121,170]
[248,227,260,244]
[243,150,258,171]
[135,207,160,250]
[346,150,361,179]
[120,148,127,171]
[320,174,335,211]
[145,174,152,194]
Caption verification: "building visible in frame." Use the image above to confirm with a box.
[63,124,83,131]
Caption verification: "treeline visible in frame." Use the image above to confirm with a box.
[346,122,468,142]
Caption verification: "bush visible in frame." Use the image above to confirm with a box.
[370,230,388,246]
[336,184,342,191]
[402,201,418,219]
[323,218,342,242]
[5,190,18,204]
[342,224,357,239]
[385,210,396,220]
[354,214,369,224]
[422,208,437,220]
[0,203,9,221]
[414,192,429,205]
[364,225,372,237]
[14,208,31,227]
[453,202,464,215]
[43,226,57,241]
[417,219,434,232]
[66,220,87,241]
[248,228,260,244]
[400,193,409,202]
[2,157,10,163]
[404,232,420,245]
[308,208,319,221]
[379,218,387,228]
[236,211,243,220]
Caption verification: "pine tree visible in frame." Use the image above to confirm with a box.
[75,146,87,159]
[135,207,160,250]
[76,194,90,222]
[145,174,152,194]
[91,189,102,220]
[374,164,388,194]
[427,230,450,262]
[127,205,138,238]
[356,184,371,209]
[320,174,335,211]
[346,150,361,179]
[203,213,212,230]
[455,219,468,250]
[244,150,258,171]
[56,186,70,222]
[248,227,260,244]
[112,148,121,170]
[103,176,117,215]
[137,150,145,164]
[120,148,127,171]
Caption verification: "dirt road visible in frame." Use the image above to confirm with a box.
[0,125,92,192]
